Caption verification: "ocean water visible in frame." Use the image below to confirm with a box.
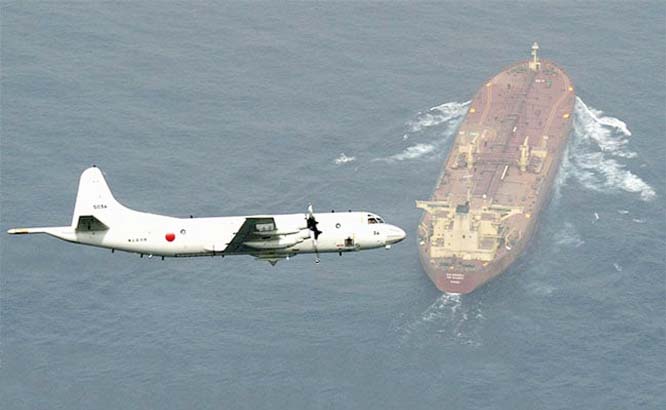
[1,2,664,409]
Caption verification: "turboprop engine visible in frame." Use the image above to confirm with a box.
[243,231,310,250]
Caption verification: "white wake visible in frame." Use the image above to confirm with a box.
[394,293,485,347]
[553,222,585,248]
[377,101,469,162]
[406,101,471,133]
[559,97,656,201]
[333,153,356,165]
[382,143,435,162]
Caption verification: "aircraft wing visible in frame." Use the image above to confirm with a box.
[221,217,278,253]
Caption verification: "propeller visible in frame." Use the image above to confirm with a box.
[306,203,322,263]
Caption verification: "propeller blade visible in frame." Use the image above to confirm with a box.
[307,203,321,263]
[309,229,321,264]
[305,203,322,240]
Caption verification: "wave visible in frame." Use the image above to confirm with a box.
[377,101,469,162]
[393,293,484,347]
[378,143,435,162]
[526,282,556,297]
[553,222,585,248]
[558,97,656,202]
[333,153,356,165]
[407,101,470,133]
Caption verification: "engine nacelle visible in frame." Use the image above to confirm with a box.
[243,232,308,250]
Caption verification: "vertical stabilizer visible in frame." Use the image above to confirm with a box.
[8,167,131,240]
[71,166,126,227]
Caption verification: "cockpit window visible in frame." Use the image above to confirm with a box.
[368,217,378,224]
[367,216,384,224]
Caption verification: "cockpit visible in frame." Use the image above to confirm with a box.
[367,214,385,224]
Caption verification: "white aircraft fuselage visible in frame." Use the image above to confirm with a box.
[8,167,406,264]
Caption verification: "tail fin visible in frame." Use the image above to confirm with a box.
[71,166,126,229]
[8,167,124,240]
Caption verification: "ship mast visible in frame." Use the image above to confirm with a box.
[529,41,541,71]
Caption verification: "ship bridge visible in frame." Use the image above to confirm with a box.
[416,200,523,261]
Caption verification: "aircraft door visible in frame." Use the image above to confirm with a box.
[344,235,355,248]
[337,233,358,251]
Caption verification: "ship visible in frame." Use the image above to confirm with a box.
[416,43,575,294]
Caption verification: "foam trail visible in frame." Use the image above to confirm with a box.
[377,101,469,162]
[553,222,585,248]
[381,143,435,162]
[333,153,355,165]
[407,101,471,133]
[558,97,656,201]
[394,293,485,347]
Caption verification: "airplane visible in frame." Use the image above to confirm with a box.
[7,166,406,265]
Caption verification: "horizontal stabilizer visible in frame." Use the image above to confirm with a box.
[8,228,46,235]
[7,226,77,242]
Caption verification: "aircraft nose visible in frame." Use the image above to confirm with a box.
[386,225,407,245]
